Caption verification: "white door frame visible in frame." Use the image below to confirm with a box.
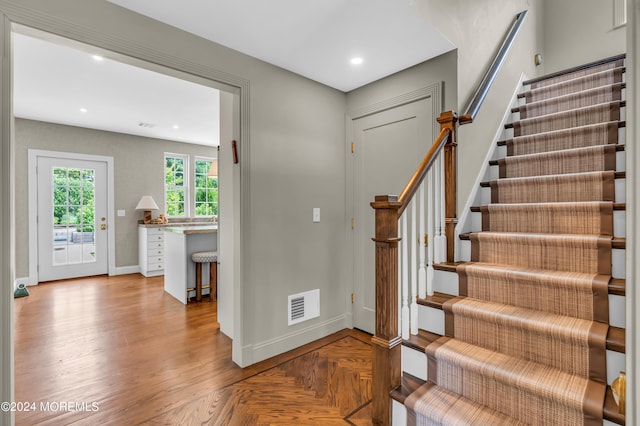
[346,83,442,332]
[28,149,115,284]
[1,10,251,417]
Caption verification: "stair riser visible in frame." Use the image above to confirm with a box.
[469,209,626,237]
[418,298,624,345]
[503,105,625,140]
[478,177,625,205]
[392,403,620,426]
[432,269,625,327]
[490,150,625,178]
[457,240,625,278]
[402,345,427,381]
[428,359,600,424]
[516,87,626,120]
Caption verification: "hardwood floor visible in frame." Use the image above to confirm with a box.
[13,274,373,425]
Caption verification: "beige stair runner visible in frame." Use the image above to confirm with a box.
[406,59,624,425]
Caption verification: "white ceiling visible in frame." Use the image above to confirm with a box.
[105,0,455,92]
[13,30,221,146]
[12,1,455,146]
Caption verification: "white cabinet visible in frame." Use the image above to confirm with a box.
[139,226,165,277]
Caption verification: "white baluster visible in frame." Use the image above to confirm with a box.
[433,154,444,263]
[418,182,427,299]
[410,199,418,335]
[426,168,435,297]
[401,214,409,340]
[439,154,447,262]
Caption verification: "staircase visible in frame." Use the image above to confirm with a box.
[393,56,627,425]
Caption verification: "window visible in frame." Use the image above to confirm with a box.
[164,154,188,217]
[194,157,218,217]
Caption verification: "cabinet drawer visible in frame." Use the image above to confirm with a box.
[147,228,164,235]
[147,241,164,250]
[147,262,163,271]
[148,233,164,242]
[148,248,164,256]
[148,255,164,264]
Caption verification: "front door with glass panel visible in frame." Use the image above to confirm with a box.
[37,156,108,281]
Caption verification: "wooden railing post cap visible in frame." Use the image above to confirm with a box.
[437,110,458,125]
[370,195,401,210]
[374,195,398,203]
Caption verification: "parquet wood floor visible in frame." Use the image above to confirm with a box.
[13,274,373,425]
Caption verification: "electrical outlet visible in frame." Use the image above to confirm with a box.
[312,208,320,223]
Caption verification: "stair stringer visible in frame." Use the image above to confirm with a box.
[454,73,528,260]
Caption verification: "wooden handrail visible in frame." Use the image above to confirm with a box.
[397,127,451,217]
[459,10,528,124]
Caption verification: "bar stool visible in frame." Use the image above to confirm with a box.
[191,251,218,302]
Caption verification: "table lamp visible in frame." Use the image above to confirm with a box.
[135,195,159,224]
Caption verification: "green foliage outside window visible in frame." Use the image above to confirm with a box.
[52,167,95,232]
[165,155,186,217]
[195,159,218,216]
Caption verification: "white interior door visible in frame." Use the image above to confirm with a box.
[352,97,435,333]
[37,156,108,281]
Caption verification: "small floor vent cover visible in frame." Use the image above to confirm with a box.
[288,289,320,326]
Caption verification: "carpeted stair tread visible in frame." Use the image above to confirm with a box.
[488,170,616,203]
[495,144,617,178]
[513,83,624,119]
[456,262,610,322]
[468,232,611,275]
[506,101,622,136]
[518,67,625,103]
[478,201,614,235]
[405,381,527,426]
[442,297,607,381]
[426,337,606,425]
[498,121,620,156]
[527,60,624,89]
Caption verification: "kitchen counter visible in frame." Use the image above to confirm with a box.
[164,225,218,234]
[163,224,218,304]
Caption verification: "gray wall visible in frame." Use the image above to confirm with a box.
[14,118,216,275]
[413,0,544,215]
[542,0,626,73]
[3,0,348,366]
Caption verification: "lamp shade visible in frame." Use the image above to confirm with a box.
[208,159,218,178]
[135,195,159,211]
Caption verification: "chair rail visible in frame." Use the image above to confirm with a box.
[459,10,528,124]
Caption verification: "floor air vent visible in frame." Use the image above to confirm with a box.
[288,289,320,326]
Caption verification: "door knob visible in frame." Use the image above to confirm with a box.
[100,224,107,231]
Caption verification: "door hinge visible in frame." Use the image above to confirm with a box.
[351,293,355,304]
[351,142,355,153]
[351,217,355,229]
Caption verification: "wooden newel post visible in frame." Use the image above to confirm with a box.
[371,195,402,426]
[437,111,458,263]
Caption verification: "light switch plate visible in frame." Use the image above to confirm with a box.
[312,208,320,223]
[117,209,126,217]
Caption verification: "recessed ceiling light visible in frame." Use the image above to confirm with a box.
[79,108,88,113]
[350,57,364,65]
[92,55,104,62]
[172,125,180,130]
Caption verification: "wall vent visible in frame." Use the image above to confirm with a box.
[288,289,320,326]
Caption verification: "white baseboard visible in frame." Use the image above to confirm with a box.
[15,277,35,287]
[110,265,140,276]
[248,314,351,365]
